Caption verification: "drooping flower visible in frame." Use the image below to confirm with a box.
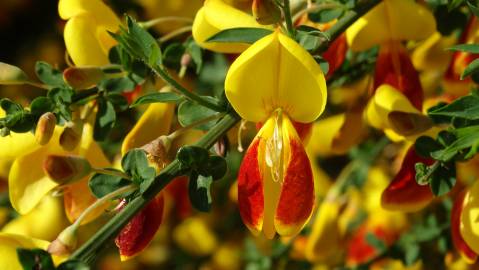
[225,31,327,238]
[58,0,121,66]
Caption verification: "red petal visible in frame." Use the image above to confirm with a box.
[374,42,423,110]
[165,176,191,220]
[115,194,164,260]
[238,138,264,234]
[323,33,347,79]
[451,190,478,263]
[275,137,314,236]
[381,147,434,212]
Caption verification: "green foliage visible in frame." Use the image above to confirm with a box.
[35,61,66,88]
[17,248,55,270]
[206,27,273,44]
[121,149,156,192]
[429,92,479,120]
[295,25,329,54]
[94,98,116,141]
[308,5,345,23]
[130,92,182,107]
[89,171,130,198]
[178,99,218,130]
[188,172,213,211]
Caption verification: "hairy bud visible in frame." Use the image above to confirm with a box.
[252,0,282,25]
[48,225,78,256]
[43,155,92,185]
[0,62,29,85]
[35,112,57,145]
[63,66,104,90]
[141,136,172,172]
[60,120,83,151]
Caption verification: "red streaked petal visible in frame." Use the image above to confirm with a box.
[115,194,164,260]
[381,147,434,212]
[374,42,423,110]
[165,176,191,220]
[452,190,478,263]
[274,134,314,236]
[238,138,264,235]
[292,121,313,143]
[323,33,347,79]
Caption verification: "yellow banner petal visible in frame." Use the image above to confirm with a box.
[225,32,327,123]
[0,233,50,270]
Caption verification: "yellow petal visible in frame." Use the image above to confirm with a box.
[0,233,50,270]
[411,32,455,71]
[0,132,39,160]
[346,0,436,51]
[59,0,119,25]
[192,0,269,53]
[460,180,479,254]
[225,32,327,123]
[121,103,175,155]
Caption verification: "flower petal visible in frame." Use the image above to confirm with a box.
[225,31,327,123]
[274,116,314,237]
[381,147,434,212]
[460,180,479,255]
[411,32,455,72]
[58,0,119,24]
[116,194,164,260]
[121,103,175,155]
[346,0,436,51]
[0,233,50,269]
[451,190,477,263]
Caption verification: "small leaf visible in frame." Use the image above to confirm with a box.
[94,98,116,141]
[186,38,203,74]
[121,149,156,183]
[177,146,210,171]
[414,136,443,158]
[295,25,328,53]
[107,93,129,111]
[206,27,273,44]
[0,98,22,114]
[130,92,182,107]
[0,62,29,85]
[188,173,213,212]
[447,43,479,53]
[467,0,479,16]
[89,171,131,199]
[448,0,465,11]
[178,99,218,130]
[429,163,456,196]
[308,7,344,23]
[16,248,55,270]
[99,77,136,93]
[35,61,66,87]
[461,58,479,79]
[431,125,479,161]
[207,155,228,180]
[30,97,55,116]
[428,93,479,120]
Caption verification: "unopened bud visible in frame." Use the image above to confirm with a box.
[181,53,192,67]
[35,112,57,145]
[48,225,78,256]
[141,136,172,172]
[0,62,29,85]
[43,155,92,185]
[0,127,10,137]
[63,66,104,90]
[60,120,83,151]
[252,0,282,25]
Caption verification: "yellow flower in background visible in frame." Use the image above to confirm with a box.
[226,31,327,239]
[412,32,455,73]
[193,0,271,53]
[173,217,218,257]
[58,0,121,66]
[346,0,436,52]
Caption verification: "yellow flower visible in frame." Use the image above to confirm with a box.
[58,0,121,66]
[173,217,218,256]
[225,31,327,238]
[0,233,52,270]
[192,0,271,53]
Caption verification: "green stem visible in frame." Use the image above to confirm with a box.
[70,112,241,264]
[283,0,296,37]
[91,168,132,180]
[140,16,193,29]
[152,66,224,112]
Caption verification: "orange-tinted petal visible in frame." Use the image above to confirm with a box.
[274,121,314,236]
[323,33,348,79]
[451,190,478,263]
[374,42,423,110]
[346,224,396,266]
[381,147,434,212]
[115,194,164,260]
[237,137,264,235]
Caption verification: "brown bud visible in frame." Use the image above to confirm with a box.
[252,0,282,25]
[141,136,172,172]
[48,225,77,256]
[43,155,92,185]
[35,112,57,145]
[388,111,433,136]
[60,120,83,151]
[63,66,104,90]
[0,62,29,85]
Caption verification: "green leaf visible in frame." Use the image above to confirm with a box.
[186,38,203,74]
[447,43,479,53]
[206,27,273,44]
[448,0,465,10]
[467,0,479,16]
[404,244,420,266]
[365,233,387,253]
[415,162,429,185]
[431,125,479,161]
[130,92,182,107]
[177,146,210,171]
[414,136,443,158]
[0,62,29,85]
[89,171,130,199]
[99,77,136,93]
[462,58,479,79]
[0,98,22,114]
[107,93,129,111]
[295,25,328,53]
[57,260,90,270]
[207,155,228,180]
[188,173,213,212]
[94,98,116,141]
[16,248,55,270]
[178,99,218,130]
[430,163,456,196]
[121,149,156,185]
[428,93,479,120]
[30,97,55,116]
[35,61,65,87]
[308,6,344,23]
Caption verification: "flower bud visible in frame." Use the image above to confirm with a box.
[35,112,57,145]
[252,0,282,25]
[60,120,83,151]
[140,136,172,172]
[63,66,104,90]
[47,225,78,256]
[0,62,29,85]
[43,155,92,185]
